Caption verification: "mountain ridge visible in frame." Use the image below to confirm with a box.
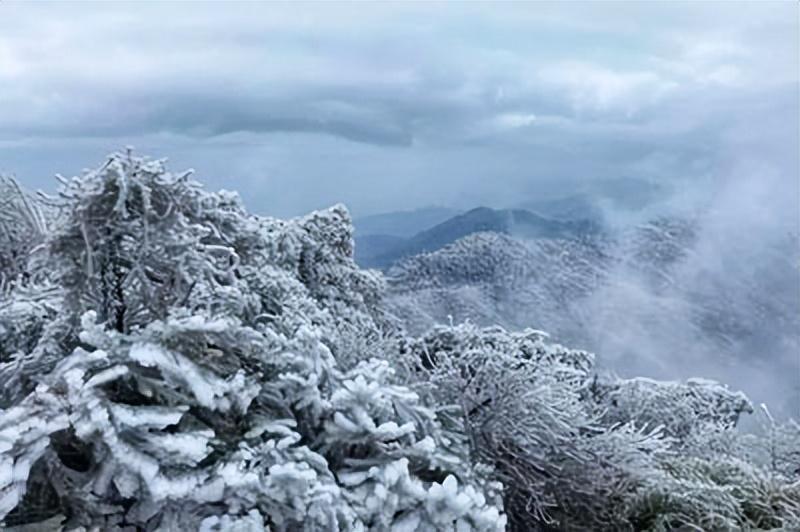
[356,206,600,269]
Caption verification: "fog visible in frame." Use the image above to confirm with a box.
[539,148,800,419]
[583,207,798,419]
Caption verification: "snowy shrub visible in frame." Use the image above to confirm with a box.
[589,375,753,442]
[0,175,52,293]
[398,323,800,531]
[0,175,60,397]
[581,378,799,531]
[396,323,657,530]
[628,452,800,531]
[0,152,504,531]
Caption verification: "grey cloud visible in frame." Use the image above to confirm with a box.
[0,2,797,219]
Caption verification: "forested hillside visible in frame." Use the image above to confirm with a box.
[0,152,798,531]
[384,218,800,418]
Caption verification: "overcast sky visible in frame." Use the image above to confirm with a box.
[0,2,797,217]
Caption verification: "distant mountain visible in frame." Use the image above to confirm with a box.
[386,230,610,336]
[354,178,664,268]
[354,206,459,238]
[385,218,800,416]
[355,206,600,269]
[386,217,706,338]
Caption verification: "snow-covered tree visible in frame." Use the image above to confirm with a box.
[397,323,800,531]
[396,323,663,530]
[0,152,504,530]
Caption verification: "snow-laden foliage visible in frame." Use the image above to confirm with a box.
[396,324,662,530]
[591,376,753,441]
[0,151,797,531]
[0,175,60,377]
[0,175,52,293]
[0,152,503,531]
[397,323,800,531]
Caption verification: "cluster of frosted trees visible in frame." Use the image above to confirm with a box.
[0,152,797,531]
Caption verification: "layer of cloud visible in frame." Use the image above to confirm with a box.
[0,2,797,217]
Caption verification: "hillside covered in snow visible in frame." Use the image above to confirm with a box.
[0,153,798,531]
[382,215,800,418]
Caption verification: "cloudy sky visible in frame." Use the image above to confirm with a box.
[0,2,797,217]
